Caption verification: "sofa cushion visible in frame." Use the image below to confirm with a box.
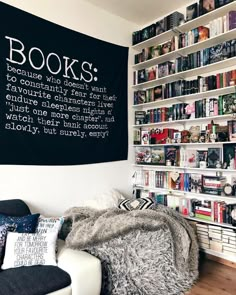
[118,197,156,210]
[0,199,31,216]
[0,213,40,233]
[2,232,58,269]
[0,265,71,295]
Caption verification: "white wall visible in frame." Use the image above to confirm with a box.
[0,0,136,215]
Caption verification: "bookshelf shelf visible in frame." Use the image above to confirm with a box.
[132,1,236,51]
[200,248,236,263]
[133,86,236,109]
[133,28,236,71]
[133,164,236,173]
[133,141,234,146]
[183,215,236,230]
[135,185,236,201]
[133,114,234,128]
[133,56,236,90]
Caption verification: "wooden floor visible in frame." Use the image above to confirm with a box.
[187,259,236,295]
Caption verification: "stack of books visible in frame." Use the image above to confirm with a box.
[196,223,210,249]
[222,228,236,256]
[209,225,223,252]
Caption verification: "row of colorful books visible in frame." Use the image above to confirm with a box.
[135,11,236,65]
[135,189,236,226]
[132,0,234,45]
[133,69,236,105]
[135,144,236,169]
[138,169,232,195]
[134,92,236,125]
[133,39,236,85]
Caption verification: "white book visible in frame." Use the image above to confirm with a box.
[197,228,209,234]
[199,243,210,249]
[210,241,223,252]
[209,225,222,231]
[223,245,236,253]
[223,15,227,33]
[222,249,236,256]
[222,243,236,250]
[222,237,236,244]
[198,237,210,244]
[222,232,236,237]
[196,223,209,229]
[209,232,222,240]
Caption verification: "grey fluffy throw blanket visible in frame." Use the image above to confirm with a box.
[64,205,199,295]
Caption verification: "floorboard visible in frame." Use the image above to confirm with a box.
[187,259,236,295]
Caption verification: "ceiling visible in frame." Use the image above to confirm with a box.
[84,0,193,25]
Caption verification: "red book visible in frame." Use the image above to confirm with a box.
[214,201,218,222]
[195,209,211,216]
[180,173,184,191]
[216,73,220,89]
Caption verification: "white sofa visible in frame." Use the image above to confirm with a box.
[0,199,102,295]
[55,240,102,295]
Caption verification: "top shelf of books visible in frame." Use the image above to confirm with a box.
[132,1,236,52]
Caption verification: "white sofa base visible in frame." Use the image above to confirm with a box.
[48,286,72,295]
[57,240,102,295]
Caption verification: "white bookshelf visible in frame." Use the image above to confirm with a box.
[131,1,236,263]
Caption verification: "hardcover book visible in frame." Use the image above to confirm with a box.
[209,43,224,64]
[133,129,141,145]
[221,93,236,114]
[137,69,147,84]
[190,174,202,193]
[135,111,146,125]
[164,146,180,166]
[151,146,165,165]
[141,130,149,145]
[146,66,157,81]
[227,11,236,30]
[186,3,199,22]
[207,148,222,168]
[223,143,236,169]
[199,0,215,15]
[135,147,151,164]
[196,150,208,167]
[186,150,197,168]
[154,86,163,101]
[228,120,236,142]
[151,45,162,58]
[156,19,166,35]
[198,26,209,42]
[161,41,172,55]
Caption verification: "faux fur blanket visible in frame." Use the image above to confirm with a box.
[64,205,199,295]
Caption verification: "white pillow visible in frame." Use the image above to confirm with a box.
[36,216,64,235]
[82,189,125,209]
[1,232,57,269]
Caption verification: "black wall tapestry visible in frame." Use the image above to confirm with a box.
[0,2,128,165]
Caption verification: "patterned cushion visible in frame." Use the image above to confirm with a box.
[0,213,40,233]
[2,232,58,269]
[118,197,156,211]
[0,224,16,265]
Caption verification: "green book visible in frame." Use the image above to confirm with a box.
[195,213,212,221]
